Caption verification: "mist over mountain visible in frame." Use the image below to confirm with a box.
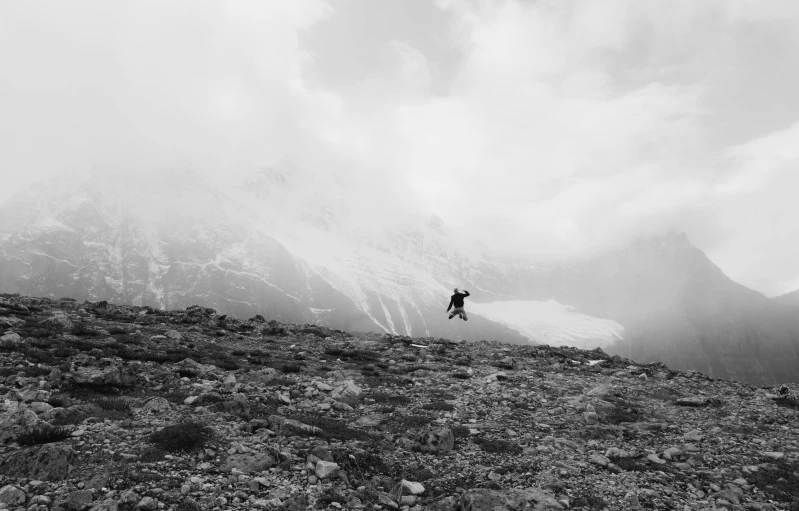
[1,169,798,386]
[774,289,799,308]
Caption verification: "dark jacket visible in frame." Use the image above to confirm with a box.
[447,291,470,311]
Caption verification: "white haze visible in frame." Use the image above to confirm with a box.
[1,0,799,296]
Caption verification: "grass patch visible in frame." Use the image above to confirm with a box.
[750,459,799,510]
[609,456,652,472]
[364,375,415,387]
[474,437,522,454]
[214,358,240,371]
[451,425,470,438]
[16,426,73,446]
[148,422,213,453]
[602,399,645,425]
[422,401,455,412]
[384,414,431,433]
[369,392,411,406]
[92,397,131,412]
[281,363,302,374]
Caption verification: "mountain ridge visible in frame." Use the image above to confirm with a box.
[2,171,799,385]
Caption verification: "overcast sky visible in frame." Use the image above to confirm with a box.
[1,0,799,296]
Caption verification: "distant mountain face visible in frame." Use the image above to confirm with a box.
[774,289,799,307]
[0,169,533,344]
[2,169,798,385]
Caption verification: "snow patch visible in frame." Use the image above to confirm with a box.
[474,299,624,349]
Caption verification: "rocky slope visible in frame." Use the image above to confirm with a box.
[1,293,798,511]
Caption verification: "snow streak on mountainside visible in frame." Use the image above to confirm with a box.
[475,299,624,349]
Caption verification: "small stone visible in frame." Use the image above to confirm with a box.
[64,489,93,510]
[165,330,183,341]
[137,496,158,511]
[213,497,228,507]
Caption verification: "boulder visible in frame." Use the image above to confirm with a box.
[0,443,77,480]
[0,485,26,507]
[63,489,94,510]
[315,460,339,479]
[0,401,45,445]
[331,379,362,403]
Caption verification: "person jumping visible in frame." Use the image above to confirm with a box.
[447,288,470,321]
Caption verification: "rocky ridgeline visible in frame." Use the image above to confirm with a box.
[0,294,797,511]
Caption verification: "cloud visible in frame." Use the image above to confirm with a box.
[1,0,798,294]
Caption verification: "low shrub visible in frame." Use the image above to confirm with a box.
[370,392,411,406]
[384,414,431,433]
[451,425,470,438]
[93,397,131,412]
[603,400,645,425]
[422,401,455,412]
[214,358,240,371]
[52,346,79,358]
[148,422,213,453]
[474,437,522,454]
[749,459,799,509]
[47,394,72,408]
[609,456,651,472]
[281,363,302,374]
[16,426,73,446]
[72,323,101,337]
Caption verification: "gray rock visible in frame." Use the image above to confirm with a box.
[165,329,183,341]
[137,496,158,511]
[0,402,44,445]
[0,485,26,507]
[220,453,277,474]
[315,460,339,479]
[311,446,334,462]
[64,489,93,510]
[0,443,77,480]
[0,332,22,344]
[88,499,119,511]
[331,379,362,402]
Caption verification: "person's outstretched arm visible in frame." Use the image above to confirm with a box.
[446,298,453,312]
[463,290,470,297]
